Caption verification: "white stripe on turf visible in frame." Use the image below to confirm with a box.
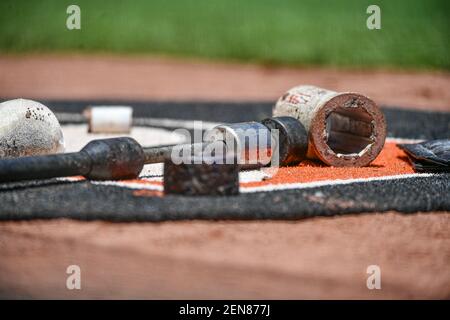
[133,118,220,130]
[92,180,163,191]
[240,173,434,193]
[83,172,433,194]
[385,137,424,144]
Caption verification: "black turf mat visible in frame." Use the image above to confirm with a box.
[0,174,448,221]
[8,99,449,140]
[0,99,449,221]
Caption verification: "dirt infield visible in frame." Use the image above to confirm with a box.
[1,212,449,299]
[0,54,449,111]
[0,54,449,299]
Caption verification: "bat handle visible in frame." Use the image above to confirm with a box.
[0,152,92,183]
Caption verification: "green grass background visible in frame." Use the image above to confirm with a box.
[0,0,448,69]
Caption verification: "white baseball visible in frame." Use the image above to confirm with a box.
[0,99,65,158]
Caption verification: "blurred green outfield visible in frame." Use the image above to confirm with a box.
[0,0,448,69]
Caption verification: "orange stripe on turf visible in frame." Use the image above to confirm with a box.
[242,142,413,187]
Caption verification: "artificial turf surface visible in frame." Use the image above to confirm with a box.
[0,0,448,69]
[0,101,449,221]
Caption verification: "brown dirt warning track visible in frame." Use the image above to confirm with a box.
[0,54,449,299]
[1,54,449,111]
